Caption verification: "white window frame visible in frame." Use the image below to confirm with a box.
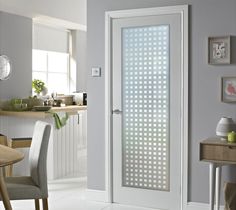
[32,49,70,94]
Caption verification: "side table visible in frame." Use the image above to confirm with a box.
[200,137,236,210]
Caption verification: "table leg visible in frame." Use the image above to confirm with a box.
[210,163,216,210]
[0,168,12,210]
[215,166,222,210]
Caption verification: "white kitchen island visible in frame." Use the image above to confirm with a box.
[0,105,87,180]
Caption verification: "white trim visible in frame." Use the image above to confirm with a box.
[105,5,189,19]
[33,15,87,31]
[110,203,163,210]
[105,9,113,203]
[86,189,109,202]
[180,5,189,210]
[105,5,189,210]
[186,202,224,210]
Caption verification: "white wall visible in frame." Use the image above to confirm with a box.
[0,0,86,26]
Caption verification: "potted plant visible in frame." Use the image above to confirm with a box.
[32,79,47,96]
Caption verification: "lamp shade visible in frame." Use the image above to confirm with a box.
[216,117,236,140]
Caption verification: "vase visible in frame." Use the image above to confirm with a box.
[41,87,48,96]
[216,117,236,140]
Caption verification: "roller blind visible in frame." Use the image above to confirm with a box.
[33,24,69,53]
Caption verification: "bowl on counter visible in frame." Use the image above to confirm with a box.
[33,106,52,111]
[22,98,44,110]
[13,103,28,111]
[0,98,44,111]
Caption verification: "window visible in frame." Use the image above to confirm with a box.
[32,24,75,95]
[32,50,70,94]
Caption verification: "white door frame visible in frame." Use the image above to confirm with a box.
[105,5,189,210]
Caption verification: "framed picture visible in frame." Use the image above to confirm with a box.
[208,36,231,64]
[221,77,236,102]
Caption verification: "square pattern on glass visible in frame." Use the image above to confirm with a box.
[122,25,169,191]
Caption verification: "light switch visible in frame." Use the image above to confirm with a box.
[92,67,101,77]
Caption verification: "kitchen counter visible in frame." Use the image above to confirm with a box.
[0,105,87,180]
[0,105,87,119]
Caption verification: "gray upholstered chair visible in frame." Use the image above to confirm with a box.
[3,121,51,210]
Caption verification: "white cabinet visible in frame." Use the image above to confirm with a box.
[50,110,87,179]
[0,110,87,180]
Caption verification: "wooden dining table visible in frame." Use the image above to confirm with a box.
[0,144,24,210]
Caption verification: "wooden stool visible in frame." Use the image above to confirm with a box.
[7,137,32,176]
[0,134,7,146]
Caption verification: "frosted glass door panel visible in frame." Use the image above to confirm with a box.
[122,26,169,191]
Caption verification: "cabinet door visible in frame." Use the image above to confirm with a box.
[53,112,87,179]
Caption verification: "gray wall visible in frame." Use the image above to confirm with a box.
[76,30,87,92]
[87,0,236,203]
[0,12,32,99]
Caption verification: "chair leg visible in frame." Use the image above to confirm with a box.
[42,198,48,210]
[35,199,40,210]
[0,168,12,210]
[4,165,13,177]
[8,165,13,177]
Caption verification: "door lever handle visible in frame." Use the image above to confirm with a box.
[112,109,122,114]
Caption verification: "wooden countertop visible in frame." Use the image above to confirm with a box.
[0,105,87,119]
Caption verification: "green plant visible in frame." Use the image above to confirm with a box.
[32,79,45,94]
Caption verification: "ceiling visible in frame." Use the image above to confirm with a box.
[0,0,87,30]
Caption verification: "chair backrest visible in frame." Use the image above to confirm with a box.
[29,121,51,196]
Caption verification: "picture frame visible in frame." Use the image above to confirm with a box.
[221,77,236,103]
[208,36,231,64]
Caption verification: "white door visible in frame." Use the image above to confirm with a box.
[112,12,182,210]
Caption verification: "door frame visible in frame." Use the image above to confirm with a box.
[105,5,189,210]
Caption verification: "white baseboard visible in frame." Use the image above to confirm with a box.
[186,202,224,210]
[86,189,109,202]
[84,193,224,210]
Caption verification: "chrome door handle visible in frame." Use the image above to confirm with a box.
[112,109,122,114]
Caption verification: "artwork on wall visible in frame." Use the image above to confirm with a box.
[221,77,236,103]
[208,36,231,64]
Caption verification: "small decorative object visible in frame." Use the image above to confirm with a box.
[32,79,45,96]
[228,131,236,143]
[208,36,231,64]
[221,77,236,103]
[41,86,48,96]
[216,117,236,140]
